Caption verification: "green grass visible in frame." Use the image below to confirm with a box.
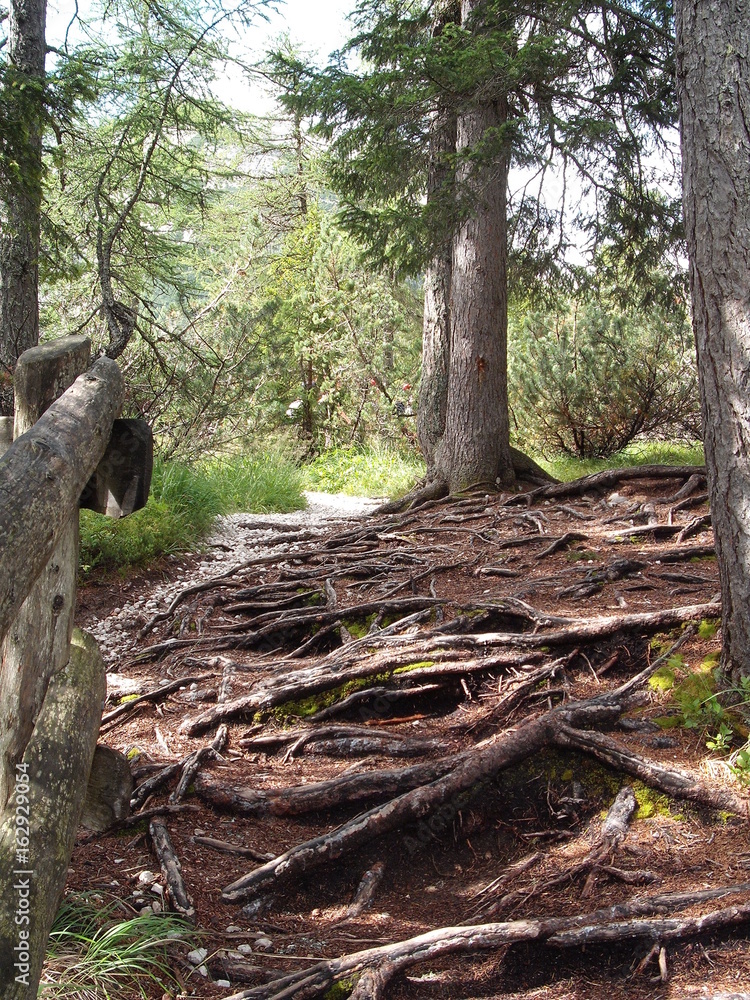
[537,440,704,483]
[40,894,194,999]
[302,443,425,498]
[80,452,306,576]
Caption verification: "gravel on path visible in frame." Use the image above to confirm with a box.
[87,492,381,674]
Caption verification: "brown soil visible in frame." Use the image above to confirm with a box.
[67,470,750,1000]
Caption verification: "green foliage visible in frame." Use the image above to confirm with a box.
[79,453,305,575]
[277,0,680,294]
[509,295,700,459]
[303,443,424,498]
[41,893,193,998]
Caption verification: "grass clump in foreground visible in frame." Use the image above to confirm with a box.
[80,452,306,576]
[537,439,704,483]
[302,442,425,498]
[40,894,194,999]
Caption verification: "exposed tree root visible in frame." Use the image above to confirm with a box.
[224,884,750,1000]
[554,724,750,817]
[506,465,706,506]
[219,695,628,905]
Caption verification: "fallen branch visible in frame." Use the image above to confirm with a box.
[149,817,196,921]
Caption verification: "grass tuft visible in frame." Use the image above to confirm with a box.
[40,893,194,999]
[80,451,306,577]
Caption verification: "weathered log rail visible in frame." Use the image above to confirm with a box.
[0,337,146,1000]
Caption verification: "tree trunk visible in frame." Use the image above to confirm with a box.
[433,0,514,492]
[675,0,750,681]
[0,0,46,415]
[416,6,458,474]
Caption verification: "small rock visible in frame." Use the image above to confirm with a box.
[138,870,158,886]
[607,492,628,505]
[226,924,242,933]
[215,981,231,989]
[188,948,208,966]
[236,944,253,955]
[255,937,272,951]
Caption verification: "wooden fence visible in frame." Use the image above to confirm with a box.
[0,336,146,999]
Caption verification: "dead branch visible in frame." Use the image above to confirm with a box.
[149,817,196,921]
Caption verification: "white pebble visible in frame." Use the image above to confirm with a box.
[188,948,208,965]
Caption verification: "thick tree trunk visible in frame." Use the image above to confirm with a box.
[433,0,514,492]
[0,0,46,415]
[675,0,750,681]
[417,3,458,472]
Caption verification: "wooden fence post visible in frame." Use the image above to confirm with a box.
[0,336,92,807]
[0,341,125,1000]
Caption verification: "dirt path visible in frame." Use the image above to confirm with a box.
[79,492,382,671]
[68,471,750,1000]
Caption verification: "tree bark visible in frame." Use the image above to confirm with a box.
[0,0,47,414]
[434,0,514,492]
[417,3,458,473]
[675,0,750,681]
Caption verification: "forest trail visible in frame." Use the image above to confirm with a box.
[69,469,750,1000]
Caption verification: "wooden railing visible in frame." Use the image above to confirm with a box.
[0,336,144,999]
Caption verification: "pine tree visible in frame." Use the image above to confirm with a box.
[276,0,679,493]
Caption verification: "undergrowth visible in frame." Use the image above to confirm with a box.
[40,893,194,998]
[302,442,425,498]
[80,452,306,577]
[539,440,704,483]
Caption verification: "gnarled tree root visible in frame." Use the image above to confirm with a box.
[224,883,750,1000]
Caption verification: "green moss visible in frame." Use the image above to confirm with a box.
[649,665,677,693]
[272,672,393,720]
[119,694,139,704]
[654,715,681,729]
[698,618,720,640]
[565,549,601,562]
[325,976,358,999]
[393,660,435,673]
[633,781,678,819]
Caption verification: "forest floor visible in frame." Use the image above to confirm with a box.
[69,467,750,1000]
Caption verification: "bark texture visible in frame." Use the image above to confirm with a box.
[0,0,47,414]
[434,0,514,492]
[416,1,458,472]
[675,0,750,681]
